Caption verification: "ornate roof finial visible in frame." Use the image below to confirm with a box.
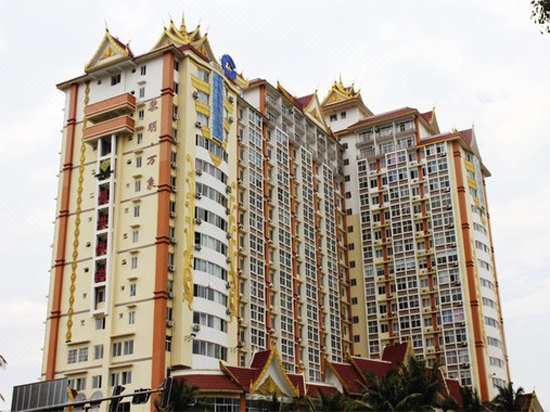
[104,20,109,32]
[180,11,187,33]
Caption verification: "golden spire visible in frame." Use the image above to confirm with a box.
[180,12,187,33]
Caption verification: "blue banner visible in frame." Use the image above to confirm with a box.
[212,72,224,143]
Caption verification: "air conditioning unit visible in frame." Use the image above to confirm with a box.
[192,91,199,99]
[226,308,232,315]
[166,320,174,327]
[226,257,231,264]
[194,218,203,225]
[171,186,177,193]
[225,208,230,215]
[226,282,231,289]
[170,237,176,245]
[195,193,203,199]
[171,161,177,169]
[196,169,203,176]
[226,233,232,239]
[168,265,175,272]
[228,116,234,124]
[172,114,179,121]
[225,186,232,194]
[195,121,202,128]
[228,96,234,103]
[192,323,201,332]
[444,187,451,193]
[170,211,176,218]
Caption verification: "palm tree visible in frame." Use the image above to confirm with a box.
[399,356,443,410]
[154,378,201,411]
[490,382,525,411]
[458,386,484,411]
[313,390,347,411]
[351,368,423,411]
[281,395,315,411]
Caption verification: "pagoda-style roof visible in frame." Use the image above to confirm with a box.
[381,340,413,367]
[151,15,215,62]
[85,28,134,73]
[321,77,373,116]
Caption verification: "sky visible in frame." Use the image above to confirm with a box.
[0,0,549,408]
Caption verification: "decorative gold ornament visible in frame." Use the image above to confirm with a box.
[254,376,285,397]
[66,82,90,342]
[182,154,195,308]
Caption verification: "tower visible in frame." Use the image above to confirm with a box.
[322,82,510,400]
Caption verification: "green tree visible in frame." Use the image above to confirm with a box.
[312,390,347,411]
[458,386,484,412]
[154,378,201,412]
[350,368,423,411]
[490,382,525,411]
[531,0,550,33]
[399,356,443,410]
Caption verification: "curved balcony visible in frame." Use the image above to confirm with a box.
[83,115,135,142]
[85,93,136,123]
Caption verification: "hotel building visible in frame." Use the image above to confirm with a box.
[41,16,509,408]
[321,84,510,399]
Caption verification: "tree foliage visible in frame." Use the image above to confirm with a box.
[490,382,525,411]
[531,0,550,33]
[349,356,449,411]
[154,378,201,412]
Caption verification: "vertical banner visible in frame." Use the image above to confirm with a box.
[212,72,224,143]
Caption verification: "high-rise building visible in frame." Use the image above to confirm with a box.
[41,17,509,407]
[321,83,510,400]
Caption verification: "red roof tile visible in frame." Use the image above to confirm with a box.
[381,342,409,367]
[224,366,260,391]
[419,128,473,148]
[176,374,242,392]
[295,94,314,110]
[350,357,394,377]
[250,350,272,369]
[329,362,365,394]
[422,110,434,124]
[458,128,473,146]
[445,379,463,406]
[288,373,306,396]
[306,383,340,397]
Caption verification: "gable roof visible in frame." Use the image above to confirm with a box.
[321,78,373,116]
[275,82,330,133]
[306,383,341,397]
[445,378,463,406]
[250,350,272,369]
[325,361,366,395]
[151,16,216,62]
[178,373,242,393]
[348,356,394,377]
[223,365,259,391]
[381,341,411,367]
[288,373,306,396]
[296,94,314,110]
[85,28,134,73]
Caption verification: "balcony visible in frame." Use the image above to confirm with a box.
[85,93,136,124]
[83,115,135,142]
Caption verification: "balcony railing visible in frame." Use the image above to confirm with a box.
[83,115,135,142]
[85,93,136,123]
